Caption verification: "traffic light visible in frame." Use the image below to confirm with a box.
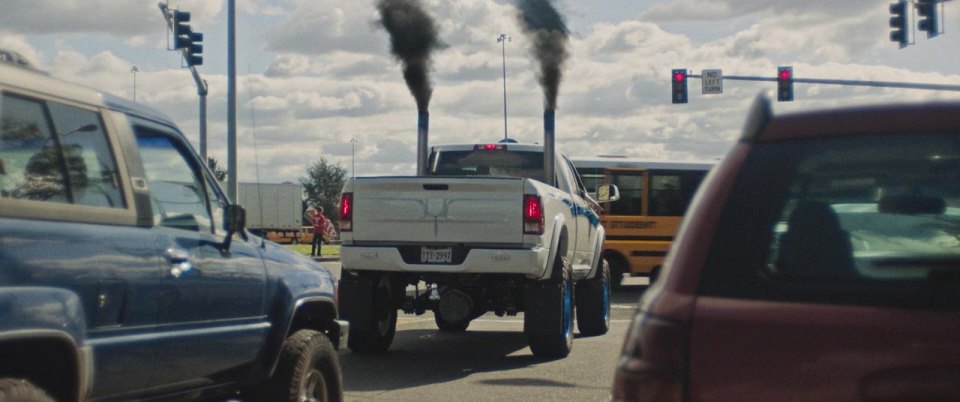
[671,69,688,104]
[186,32,203,66]
[917,0,939,39]
[777,66,794,102]
[889,1,909,47]
[173,11,192,49]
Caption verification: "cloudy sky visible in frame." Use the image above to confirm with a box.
[3,0,959,183]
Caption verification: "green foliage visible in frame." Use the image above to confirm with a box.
[207,157,228,182]
[300,157,347,227]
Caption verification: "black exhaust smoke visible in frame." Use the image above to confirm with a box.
[516,0,569,111]
[377,0,441,112]
[377,0,442,176]
[516,0,569,185]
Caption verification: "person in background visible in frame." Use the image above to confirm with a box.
[305,206,329,257]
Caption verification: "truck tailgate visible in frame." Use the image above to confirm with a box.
[350,177,524,244]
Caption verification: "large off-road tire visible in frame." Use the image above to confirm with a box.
[347,275,397,353]
[0,378,55,402]
[575,258,611,336]
[524,256,574,359]
[254,330,343,402]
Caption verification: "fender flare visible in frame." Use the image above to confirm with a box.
[585,225,606,280]
[0,287,88,402]
[265,295,339,377]
[540,213,567,280]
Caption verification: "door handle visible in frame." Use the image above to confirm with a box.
[165,247,196,278]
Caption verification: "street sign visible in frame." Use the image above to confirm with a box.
[702,69,723,95]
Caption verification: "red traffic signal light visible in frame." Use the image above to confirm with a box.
[777,66,794,102]
[778,68,791,81]
[671,69,688,104]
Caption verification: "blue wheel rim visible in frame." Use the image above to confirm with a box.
[602,270,610,324]
[562,275,573,339]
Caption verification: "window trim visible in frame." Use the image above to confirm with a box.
[134,126,217,235]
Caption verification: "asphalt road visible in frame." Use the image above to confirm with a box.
[318,260,649,402]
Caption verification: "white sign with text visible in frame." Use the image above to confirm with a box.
[702,69,723,95]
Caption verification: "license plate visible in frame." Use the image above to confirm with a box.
[421,247,453,263]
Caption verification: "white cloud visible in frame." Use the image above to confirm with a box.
[9,0,960,183]
[0,1,162,36]
[0,35,44,66]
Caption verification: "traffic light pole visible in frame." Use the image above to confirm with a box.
[159,3,210,161]
[686,74,960,92]
[196,77,208,161]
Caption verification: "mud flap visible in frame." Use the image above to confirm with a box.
[338,273,374,331]
[523,280,563,337]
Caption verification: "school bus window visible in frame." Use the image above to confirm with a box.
[650,174,682,216]
[609,173,643,215]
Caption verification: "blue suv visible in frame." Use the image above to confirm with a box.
[0,51,347,402]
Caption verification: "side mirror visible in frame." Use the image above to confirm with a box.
[595,184,621,203]
[226,204,246,232]
[222,204,247,251]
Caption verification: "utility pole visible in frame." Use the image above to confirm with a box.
[227,0,237,201]
[498,34,510,140]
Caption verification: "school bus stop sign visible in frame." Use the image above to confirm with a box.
[702,69,722,95]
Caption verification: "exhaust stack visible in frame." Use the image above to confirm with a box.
[417,111,429,176]
[543,109,555,186]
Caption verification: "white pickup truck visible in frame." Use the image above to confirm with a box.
[337,142,619,358]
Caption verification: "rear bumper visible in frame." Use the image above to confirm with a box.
[340,245,551,279]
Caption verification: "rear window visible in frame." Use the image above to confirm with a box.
[428,148,544,182]
[699,132,960,311]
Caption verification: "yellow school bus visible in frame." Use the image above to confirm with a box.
[572,156,714,286]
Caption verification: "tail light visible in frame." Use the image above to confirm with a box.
[475,144,507,151]
[523,195,544,235]
[613,313,687,402]
[339,193,353,232]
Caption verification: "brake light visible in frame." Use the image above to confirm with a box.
[339,193,353,232]
[523,195,544,235]
[475,144,506,151]
[612,313,687,402]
